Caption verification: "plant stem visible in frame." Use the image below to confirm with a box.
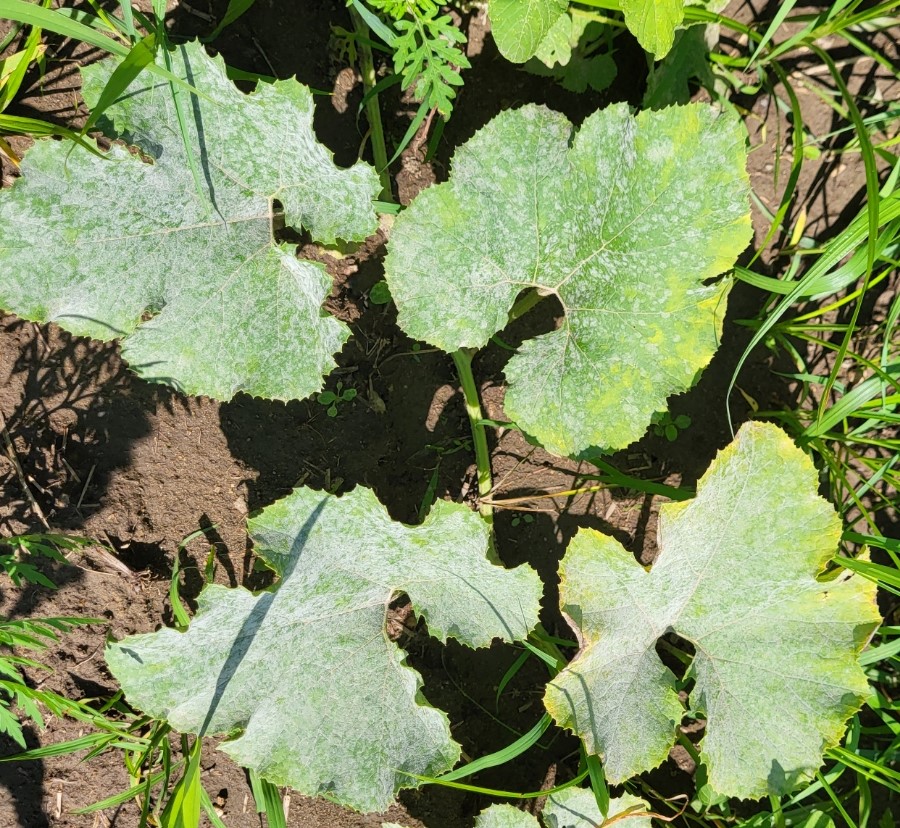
[348,6,393,201]
[676,732,702,766]
[451,348,493,527]
[508,288,546,323]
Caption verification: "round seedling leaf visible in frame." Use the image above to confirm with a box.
[384,103,751,456]
[106,487,542,812]
[545,421,880,798]
[369,280,393,305]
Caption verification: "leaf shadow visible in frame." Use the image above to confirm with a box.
[0,727,49,828]
[199,499,326,736]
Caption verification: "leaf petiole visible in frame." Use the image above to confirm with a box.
[451,348,493,527]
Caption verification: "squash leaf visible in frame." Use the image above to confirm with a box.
[384,103,751,456]
[543,788,651,828]
[526,15,617,95]
[474,789,651,828]
[106,486,542,812]
[621,0,684,57]
[643,24,716,109]
[475,805,536,828]
[545,422,880,798]
[0,42,380,401]
[488,0,569,63]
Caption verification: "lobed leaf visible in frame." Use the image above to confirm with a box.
[106,486,542,812]
[545,422,880,798]
[0,42,380,401]
[543,788,651,828]
[384,103,751,456]
[474,789,651,828]
[476,805,537,828]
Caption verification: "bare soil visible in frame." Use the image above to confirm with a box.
[0,1,897,826]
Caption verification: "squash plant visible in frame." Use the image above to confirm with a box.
[0,41,880,817]
[473,787,651,827]
[488,0,721,62]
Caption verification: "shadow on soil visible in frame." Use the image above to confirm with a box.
[0,317,152,534]
[0,728,48,828]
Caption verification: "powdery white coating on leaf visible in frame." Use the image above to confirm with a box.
[475,805,537,828]
[621,0,684,57]
[488,0,569,63]
[543,788,652,828]
[0,42,380,401]
[545,422,880,799]
[384,103,751,456]
[474,790,652,828]
[106,487,542,813]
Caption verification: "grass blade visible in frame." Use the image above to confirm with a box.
[399,768,589,798]
[0,0,209,99]
[437,714,552,783]
[249,768,286,828]
[347,0,396,47]
[747,0,799,66]
[82,32,157,133]
[207,0,258,40]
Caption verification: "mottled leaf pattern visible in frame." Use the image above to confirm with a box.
[475,805,536,828]
[384,103,751,455]
[545,422,880,798]
[0,42,380,400]
[106,487,542,812]
[474,789,651,828]
[543,788,651,828]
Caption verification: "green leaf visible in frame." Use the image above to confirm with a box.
[796,812,837,828]
[545,422,880,798]
[81,32,158,134]
[160,739,202,828]
[0,42,380,401]
[208,0,259,40]
[643,24,715,109]
[488,0,569,63]
[369,280,393,304]
[621,0,684,57]
[384,103,751,456]
[473,789,652,828]
[542,788,651,828]
[527,16,616,95]
[106,487,542,812]
[532,11,573,67]
[0,0,206,97]
[475,805,535,828]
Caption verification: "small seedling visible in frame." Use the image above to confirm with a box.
[369,280,392,305]
[510,513,535,528]
[317,381,358,417]
[651,412,692,441]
